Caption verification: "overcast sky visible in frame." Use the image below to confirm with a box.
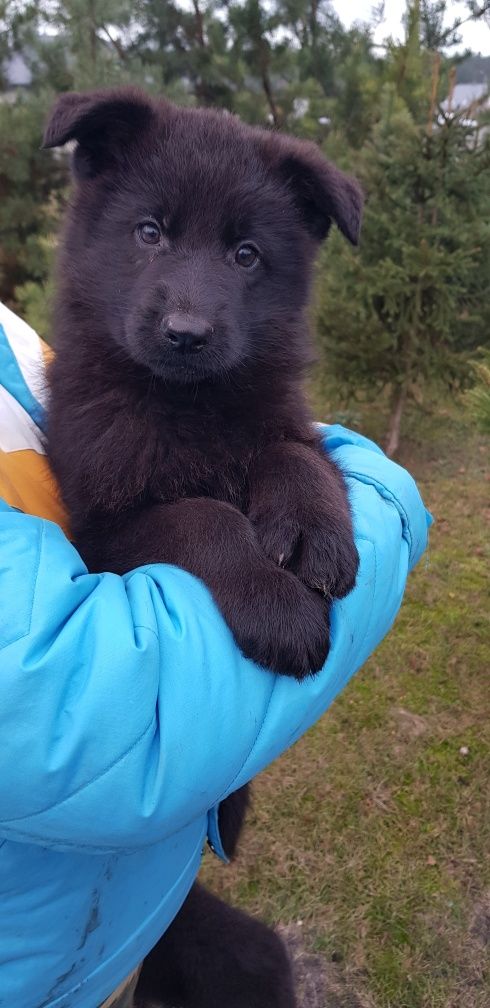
[332,1,490,55]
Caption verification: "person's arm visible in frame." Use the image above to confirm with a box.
[0,426,430,853]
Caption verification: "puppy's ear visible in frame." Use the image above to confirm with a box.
[262,135,363,246]
[42,88,158,180]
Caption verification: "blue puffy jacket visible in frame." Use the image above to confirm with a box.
[0,306,431,1007]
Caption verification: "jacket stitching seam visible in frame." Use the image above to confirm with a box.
[133,623,159,640]
[28,520,44,637]
[215,680,277,804]
[355,537,377,670]
[343,470,413,556]
[0,716,156,832]
[0,518,43,650]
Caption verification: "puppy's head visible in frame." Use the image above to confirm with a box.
[44,88,362,383]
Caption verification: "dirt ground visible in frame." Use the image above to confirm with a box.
[280,923,376,1008]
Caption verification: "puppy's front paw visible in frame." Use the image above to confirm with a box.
[292,517,359,600]
[217,566,331,679]
[253,508,358,601]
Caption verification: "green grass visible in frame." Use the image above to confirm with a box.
[201,402,490,1008]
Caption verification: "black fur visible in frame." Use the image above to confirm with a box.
[135,883,296,1008]
[43,87,362,1008]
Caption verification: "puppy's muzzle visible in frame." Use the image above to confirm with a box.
[162,314,213,354]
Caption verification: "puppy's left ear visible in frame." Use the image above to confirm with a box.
[262,135,363,246]
[42,87,158,180]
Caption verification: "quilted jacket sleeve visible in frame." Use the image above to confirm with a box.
[0,426,431,852]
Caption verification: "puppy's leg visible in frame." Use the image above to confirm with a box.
[248,440,359,600]
[135,882,297,1008]
[217,784,250,860]
[77,497,330,678]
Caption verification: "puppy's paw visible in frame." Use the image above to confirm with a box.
[220,567,331,679]
[253,509,359,601]
[292,518,359,600]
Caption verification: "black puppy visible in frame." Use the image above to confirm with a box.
[43,88,362,1008]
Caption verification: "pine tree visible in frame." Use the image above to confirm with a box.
[0,94,67,323]
[315,7,490,455]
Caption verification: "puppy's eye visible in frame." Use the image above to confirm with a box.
[136,221,162,245]
[235,244,259,268]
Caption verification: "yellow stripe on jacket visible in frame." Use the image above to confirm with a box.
[0,444,69,532]
[0,307,70,536]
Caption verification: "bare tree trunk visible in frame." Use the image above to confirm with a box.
[259,42,280,126]
[100,25,128,62]
[386,383,407,458]
[261,66,280,126]
[192,0,205,48]
[309,0,319,47]
[426,51,441,135]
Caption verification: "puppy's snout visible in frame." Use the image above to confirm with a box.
[162,314,213,354]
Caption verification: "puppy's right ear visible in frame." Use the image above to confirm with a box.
[259,132,363,246]
[42,88,158,180]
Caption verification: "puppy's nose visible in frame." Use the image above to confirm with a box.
[162,314,212,353]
